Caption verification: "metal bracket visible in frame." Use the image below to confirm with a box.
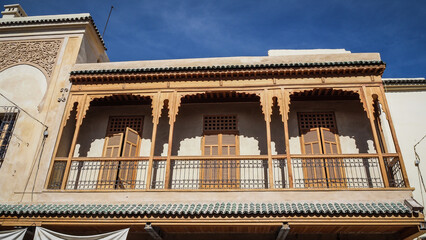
[276,222,290,240]
[145,223,163,240]
[58,88,68,102]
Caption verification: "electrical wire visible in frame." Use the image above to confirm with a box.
[414,134,426,192]
[0,91,48,129]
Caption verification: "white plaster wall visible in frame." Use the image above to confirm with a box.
[0,65,48,200]
[0,65,47,113]
[288,100,376,154]
[76,35,109,63]
[386,91,426,219]
[171,102,268,156]
[74,105,153,157]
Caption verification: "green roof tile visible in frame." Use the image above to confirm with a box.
[70,60,385,76]
[0,202,412,217]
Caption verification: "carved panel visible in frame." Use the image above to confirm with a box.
[0,40,62,77]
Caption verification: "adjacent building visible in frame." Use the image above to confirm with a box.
[0,4,424,240]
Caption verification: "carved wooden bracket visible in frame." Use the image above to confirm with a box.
[63,95,84,122]
[276,89,290,123]
[166,92,181,125]
[260,90,272,123]
[364,86,389,118]
[150,92,163,125]
[79,94,113,122]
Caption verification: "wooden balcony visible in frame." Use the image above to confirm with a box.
[47,153,406,191]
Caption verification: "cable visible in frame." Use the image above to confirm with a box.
[102,6,114,38]
[0,91,48,129]
[414,134,426,165]
[30,132,47,202]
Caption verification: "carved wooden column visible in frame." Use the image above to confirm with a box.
[146,92,162,189]
[45,94,79,189]
[60,94,89,189]
[360,86,389,187]
[164,92,181,189]
[260,89,275,189]
[377,85,409,186]
[280,89,293,188]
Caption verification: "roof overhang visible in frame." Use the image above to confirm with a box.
[0,13,106,50]
[383,78,426,92]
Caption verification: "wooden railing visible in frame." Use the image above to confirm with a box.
[47,154,406,190]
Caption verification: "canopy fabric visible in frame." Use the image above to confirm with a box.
[34,227,129,240]
[0,229,27,240]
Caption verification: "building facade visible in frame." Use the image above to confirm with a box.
[0,5,424,240]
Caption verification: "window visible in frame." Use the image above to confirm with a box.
[298,112,345,187]
[201,115,240,189]
[0,106,19,168]
[98,116,144,189]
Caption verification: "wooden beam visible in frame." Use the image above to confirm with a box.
[45,95,80,189]
[282,89,293,188]
[361,86,389,187]
[378,85,410,186]
[260,90,274,189]
[276,223,290,240]
[164,92,181,189]
[60,94,89,190]
[146,92,162,189]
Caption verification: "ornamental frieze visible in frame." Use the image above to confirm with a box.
[0,39,62,77]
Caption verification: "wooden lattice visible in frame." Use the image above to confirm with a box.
[107,116,144,135]
[298,112,336,130]
[203,115,237,132]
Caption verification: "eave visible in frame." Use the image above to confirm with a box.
[383,78,426,92]
[69,60,386,84]
[0,14,106,50]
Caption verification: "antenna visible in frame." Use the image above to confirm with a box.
[102,6,114,38]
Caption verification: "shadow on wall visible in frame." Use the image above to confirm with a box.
[154,101,170,156]
[288,100,376,154]
[75,106,107,157]
[74,104,154,157]
[270,101,285,154]
[171,102,268,156]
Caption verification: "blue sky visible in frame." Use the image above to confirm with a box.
[5,0,426,77]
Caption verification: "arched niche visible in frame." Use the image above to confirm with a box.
[0,64,47,114]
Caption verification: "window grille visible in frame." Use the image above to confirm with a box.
[107,116,143,135]
[0,106,19,167]
[298,112,336,130]
[203,115,237,133]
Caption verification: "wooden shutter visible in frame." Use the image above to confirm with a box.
[117,127,140,189]
[201,115,240,189]
[321,127,345,187]
[301,129,322,155]
[99,117,143,189]
[122,127,140,157]
[203,134,219,156]
[97,160,119,189]
[300,128,326,188]
[102,133,124,157]
[298,112,344,188]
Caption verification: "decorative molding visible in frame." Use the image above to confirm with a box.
[0,40,62,77]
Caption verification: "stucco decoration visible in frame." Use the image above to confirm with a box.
[0,40,62,77]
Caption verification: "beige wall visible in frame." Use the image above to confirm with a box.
[0,23,107,203]
[73,105,153,157]
[70,100,377,157]
[288,100,376,154]
[386,90,426,219]
[173,102,267,156]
